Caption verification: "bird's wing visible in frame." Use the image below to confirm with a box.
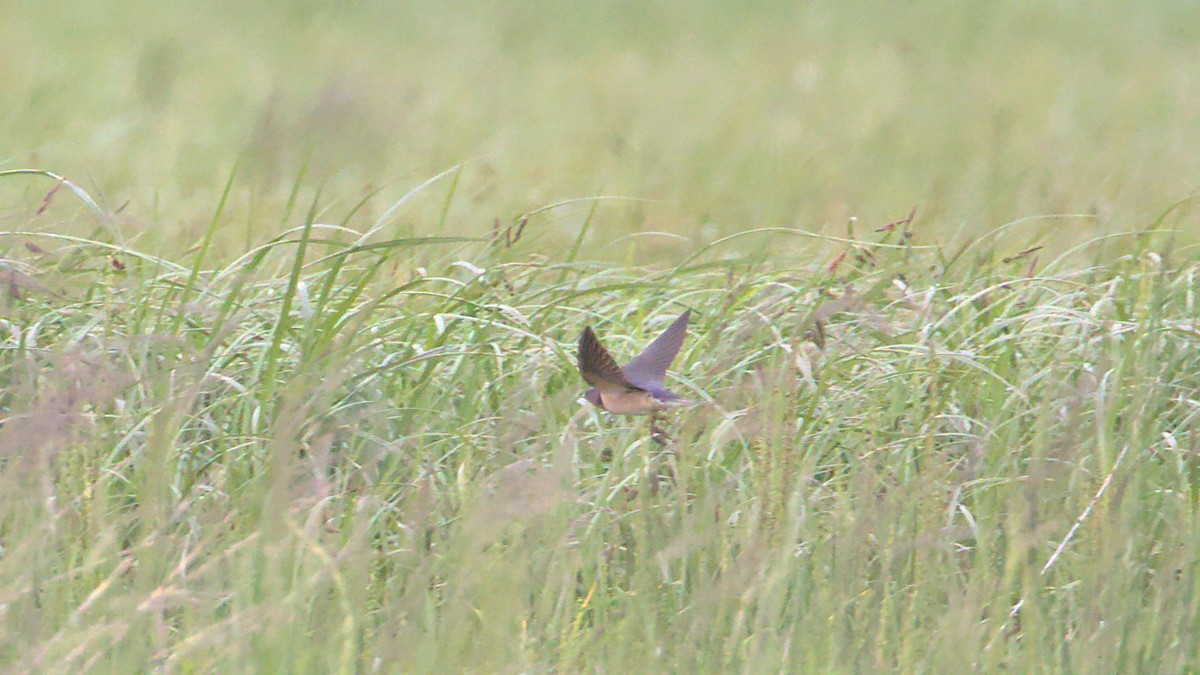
[578,326,640,391]
[621,310,690,388]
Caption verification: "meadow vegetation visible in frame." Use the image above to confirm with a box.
[3,1,1200,671]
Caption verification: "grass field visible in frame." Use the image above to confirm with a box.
[4,2,1200,672]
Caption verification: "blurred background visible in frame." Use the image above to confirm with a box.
[4,1,1200,260]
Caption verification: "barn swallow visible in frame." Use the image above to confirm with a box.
[577,310,693,415]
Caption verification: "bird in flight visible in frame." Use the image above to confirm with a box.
[577,310,693,416]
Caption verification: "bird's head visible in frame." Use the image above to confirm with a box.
[584,387,604,409]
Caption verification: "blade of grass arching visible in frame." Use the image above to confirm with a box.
[212,224,383,283]
[0,232,187,273]
[560,194,602,279]
[280,147,313,227]
[0,169,124,242]
[436,164,463,232]
[170,163,239,334]
[593,231,692,262]
[528,280,671,320]
[356,163,464,245]
[670,226,940,276]
[304,236,485,268]
[1041,230,1176,275]
[259,190,321,407]
[485,194,653,276]
[312,183,385,317]
[1144,191,1200,236]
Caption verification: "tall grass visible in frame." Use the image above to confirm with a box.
[2,171,1199,670]
[5,1,1200,671]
